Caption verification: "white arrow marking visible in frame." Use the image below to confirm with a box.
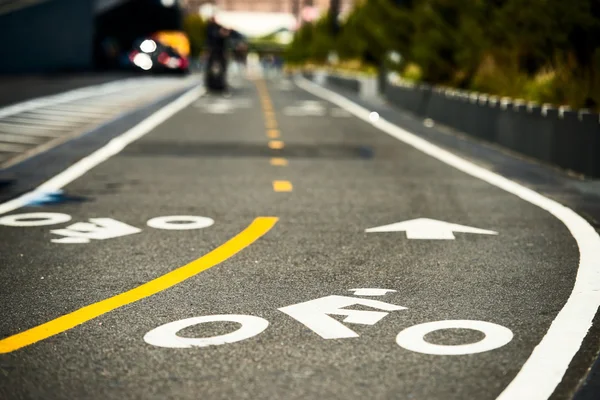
[278,295,406,339]
[365,218,498,240]
[283,100,326,116]
[51,218,142,243]
[194,98,252,114]
[331,108,352,117]
[349,288,397,296]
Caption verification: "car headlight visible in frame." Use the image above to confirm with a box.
[140,39,157,53]
[133,53,153,71]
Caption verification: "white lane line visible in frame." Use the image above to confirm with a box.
[0,78,152,119]
[296,76,600,400]
[38,105,115,114]
[16,112,89,123]
[44,104,122,113]
[0,133,44,144]
[78,101,143,110]
[16,112,88,125]
[40,107,114,117]
[0,122,66,132]
[0,86,204,214]
[73,100,132,108]
[2,117,82,127]
[0,129,64,138]
[0,143,27,152]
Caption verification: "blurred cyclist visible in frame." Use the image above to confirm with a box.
[205,14,231,94]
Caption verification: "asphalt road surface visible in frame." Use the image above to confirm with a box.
[0,71,599,400]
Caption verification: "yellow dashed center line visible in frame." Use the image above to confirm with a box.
[267,129,280,139]
[256,79,292,193]
[273,180,293,192]
[268,140,284,150]
[270,157,288,166]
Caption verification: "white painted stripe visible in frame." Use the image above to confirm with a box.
[40,107,114,117]
[0,133,44,144]
[44,104,119,113]
[0,122,66,133]
[2,117,82,127]
[0,78,155,119]
[73,100,130,107]
[296,76,600,400]
[0,143,27,152]
[78,100,142,109]
[0,122,63,133]
[0,86,204,215]
[16,112,88,123]
[36,105,114,114]
[0,129,63,138]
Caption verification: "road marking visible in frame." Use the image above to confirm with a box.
[396,320,514,355]
[51,218,142,244]
[0,86,204,216]
[2,117,82,127]
[0,122,65,133]
[144,289,513,352]
[194,98,252,114]
[349,288,397,296]
[0,143,27,152]
[267,129,280,139]
[41,104,117,114]
[268,140,284,150]
[0,217,278,353]
[366,218,498,240]
[331,108,352,118]
[31,108,113,118]
[0,133,44,144]
[0,78,148,119]
[144,315,269,348]
[0,212,72,227]
[273,180,293,192]
[279,295,406,339]
[270,157,288,166]
[256,80,293,194]
[20,111,95,122]
[0,127,64,138]
[296,75,600,400]
[147,215,214,230]
[283,100,327,117]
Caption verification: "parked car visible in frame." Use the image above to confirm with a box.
[123,35,190,74]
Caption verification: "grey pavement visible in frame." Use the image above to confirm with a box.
[0,73,597,400]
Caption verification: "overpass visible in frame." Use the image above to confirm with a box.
[0,0,184,74]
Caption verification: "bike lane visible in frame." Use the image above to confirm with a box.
[0,77,591,400]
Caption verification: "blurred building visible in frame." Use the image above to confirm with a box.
[0,0,186,73]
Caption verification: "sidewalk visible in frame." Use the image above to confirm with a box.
[0,72,138,108]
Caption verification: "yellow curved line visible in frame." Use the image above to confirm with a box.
[0,217,278,353]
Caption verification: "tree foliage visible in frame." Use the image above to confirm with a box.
[183,13,206,57]
[286,0,600,109]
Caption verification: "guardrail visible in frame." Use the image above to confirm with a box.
[304,71,600,178]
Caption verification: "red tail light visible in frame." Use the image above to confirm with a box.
[180,57,189,69]
[158,52,169,64]
[129,50,139,62]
